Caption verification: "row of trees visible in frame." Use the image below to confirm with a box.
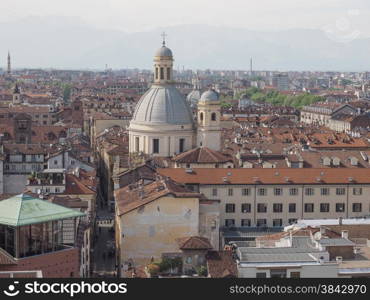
[242,87,324,108]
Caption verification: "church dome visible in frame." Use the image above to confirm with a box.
[186,89,201,104]
[200,89,219,103]
[131,84,194,125]
[155,45,173,57]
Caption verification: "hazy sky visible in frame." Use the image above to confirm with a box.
[1,0,370,36]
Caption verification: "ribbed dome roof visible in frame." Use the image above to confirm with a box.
[131,85,194,125]
[155,45,173,57]
[200,89,219,102]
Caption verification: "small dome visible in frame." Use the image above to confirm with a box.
[155,45,173,57]
[200,89,219,103]
[186,89,201,103]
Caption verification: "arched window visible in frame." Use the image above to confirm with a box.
[200,112,204,122]
[160,67,164,80]
[211,112,216,121]
[155,67,159,80]
[167,67,171,80]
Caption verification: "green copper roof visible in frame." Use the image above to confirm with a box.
[0,194,85,227]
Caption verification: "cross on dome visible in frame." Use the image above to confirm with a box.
[161,32,167,46]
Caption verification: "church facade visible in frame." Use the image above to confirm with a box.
[128,40,221,157]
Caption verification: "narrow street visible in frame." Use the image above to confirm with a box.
[92,206,116,277]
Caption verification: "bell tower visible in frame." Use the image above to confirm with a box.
[12,83,21,105]
[197,89,222,151]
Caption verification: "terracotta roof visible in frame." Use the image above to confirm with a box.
[176,236,213,250]
[0,248,17,265]
[65,171,96,195]
[173,147,232,164]
[206,251,237,278]
[115,177,202,216]
[158,168,370,185]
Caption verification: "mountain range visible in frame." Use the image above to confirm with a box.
[1,16,369,71]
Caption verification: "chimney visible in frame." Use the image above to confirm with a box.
[341,230,349,239]
[336,256,343,264]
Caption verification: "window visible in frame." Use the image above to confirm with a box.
[167,67,171,80]
[320,203,330,212]
[54,160,58,165]
[179,138,185,153]
[241,188,250,196]
[273,203,283,213]
[212,188,218,196]
[336,188,345,195]
[290,272,301,278]
[211,112,216,121]
[289,188,298,196]
[353,203,362,213]
[200,112,204,122]
[304,203,314,213]
[225,204,235,213]
[258,188,267,196]
[241,203,251,213]
[288,203,296,213]
[160,67,164,80]
[353,188,362,196]
[305,188,314,196]
[55,188,60,193]
[336,203,345,212]
[241,219,251,227]
[152,139,159,154]
[155,67,158,79]
[71,160,75,165]
[135,137,140,152]
[225,219,235,227]
[228,188,233,196]
[273,219,282,227]
[274,188,283,196]
[288,218,297,224]
[321,188,330,196]
[256,272,267,278]
[256,219,267,227]
[257,203,267,213]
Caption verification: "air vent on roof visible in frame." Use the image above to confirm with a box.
[185,168,193,174]
[223,177,229,183]
[316,177,322,182]
[348,177,354,182]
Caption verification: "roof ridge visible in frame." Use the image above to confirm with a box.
[15,194,25,227]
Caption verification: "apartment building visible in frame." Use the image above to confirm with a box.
[158,168,370,228]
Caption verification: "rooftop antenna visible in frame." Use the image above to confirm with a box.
[250,57,253,76]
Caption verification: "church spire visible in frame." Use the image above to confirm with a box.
[7,51,11,75]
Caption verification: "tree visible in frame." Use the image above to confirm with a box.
[62,83,71,102]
